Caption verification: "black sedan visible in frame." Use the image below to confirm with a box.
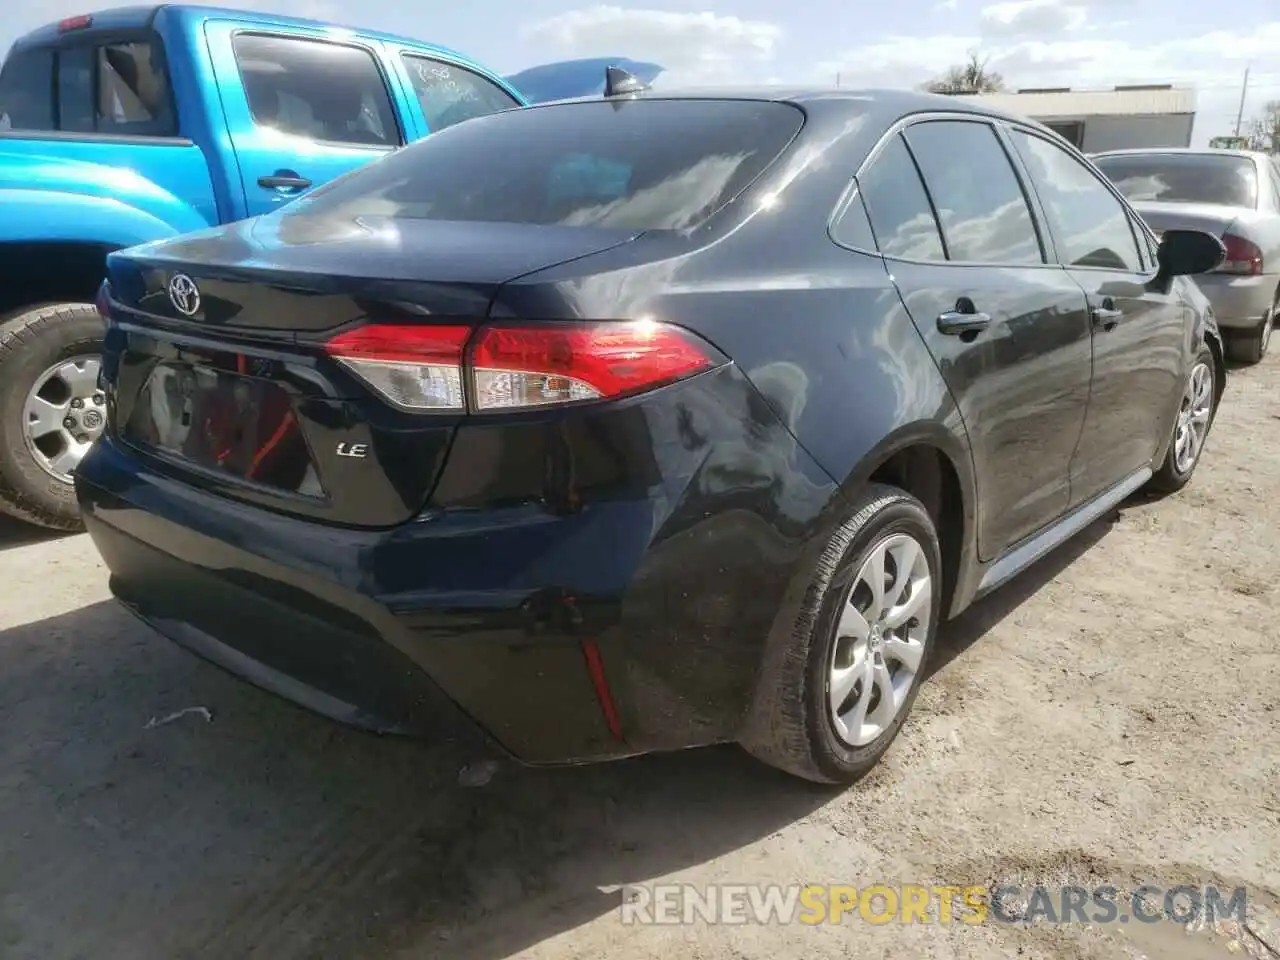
[77,76,1227,784]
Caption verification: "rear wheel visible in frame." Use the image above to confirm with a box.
[0,303,106,530]
[741,485,942,784]
[1225,309,1272,365]
[1147,346,1217,495]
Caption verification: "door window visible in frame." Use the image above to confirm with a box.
[904,119,1044,264]
[401,55,519,133]
[233,34,400,147]
[0,48,54,130]
[57,46,95,133]
[96,42,175,135]
[1009,129,1143,272]
[855,133,946,261]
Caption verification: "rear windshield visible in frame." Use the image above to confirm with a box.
[1094,153,1259,208]
[292,99,806,231]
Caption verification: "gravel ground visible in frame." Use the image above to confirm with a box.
[1,354,1278,960]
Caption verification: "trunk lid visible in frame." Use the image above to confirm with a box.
[1128,201,1241,241]
[103,214,641,528]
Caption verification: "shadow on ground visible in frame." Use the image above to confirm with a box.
[0,514,74,552]
[0,507,1129,960]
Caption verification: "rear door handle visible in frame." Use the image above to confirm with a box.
[258,174,312,190]
[1091,302,1124,330]
[937,310,992,336]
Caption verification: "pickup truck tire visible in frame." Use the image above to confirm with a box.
[0,303,105,531]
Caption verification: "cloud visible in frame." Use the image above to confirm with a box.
[522,6,781,86]
[980,0,1087,37]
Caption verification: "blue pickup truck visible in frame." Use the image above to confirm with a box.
[0,4,528,530]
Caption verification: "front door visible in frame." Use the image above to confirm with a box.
[1005,128,1188,506]
[204,22,405,219]
[856,119,1094,560]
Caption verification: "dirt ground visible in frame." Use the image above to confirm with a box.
[1,353,1278,960]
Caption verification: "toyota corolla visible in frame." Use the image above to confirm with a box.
[76,80,1227,783]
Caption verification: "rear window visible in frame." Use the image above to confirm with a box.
[293,99,806,231]
[1094,153,1259,209]
[0,48,54,130]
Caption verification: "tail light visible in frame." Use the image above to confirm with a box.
[1215,233,1263,275]
[324,320,721,413]
[325,324,470,411]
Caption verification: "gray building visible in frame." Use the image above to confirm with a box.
[969,85,1196,152]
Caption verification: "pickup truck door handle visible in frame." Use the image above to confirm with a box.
[937,310,992,336]
[1090,299,1124,330]
[258,174,312,191]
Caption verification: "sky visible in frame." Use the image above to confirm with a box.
[4,0,1279,145]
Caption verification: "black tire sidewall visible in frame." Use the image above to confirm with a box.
[0,305,105,526]
[804,497,943,779]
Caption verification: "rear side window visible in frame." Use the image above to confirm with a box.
[903,120,1043,264]
[293,99,805,230]
[857,134,946,261]
[401,55,519,133]
[0,48,54,130]
[1009,130,1143,272]
[96,42,174,135]
[57,46,95,133]
[234,34,400,147]
[1093,153,1259,209]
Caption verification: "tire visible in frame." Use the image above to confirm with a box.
[1147,345,1218,496]
[741,484,943,784]
[1225,310,1271,365]
[0,303,106,531]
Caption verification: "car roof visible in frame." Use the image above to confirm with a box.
[530,84,1053,128]
[7,3,486,70]
[1092,147,1267,162]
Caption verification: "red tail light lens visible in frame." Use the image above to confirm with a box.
[324,320,719,413]
[1216,233,1263,275]
[469,321,715,411]
[325,324,470,411]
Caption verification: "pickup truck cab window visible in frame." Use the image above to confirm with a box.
[0,48,54,129]
[232,33,400,147]
[59,40,174,136]
[400,54,520,133]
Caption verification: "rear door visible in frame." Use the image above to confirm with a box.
[1006,128,1187,506]
[851,116,1093,560]
[204,22,407,218]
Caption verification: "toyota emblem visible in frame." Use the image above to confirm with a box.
[168,273,201,317]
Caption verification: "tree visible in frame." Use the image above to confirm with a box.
[1243,100,1280,155]
[924,51,1006,95]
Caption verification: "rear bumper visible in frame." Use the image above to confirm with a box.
[1193,272,1277,329]
[76,367,840,764]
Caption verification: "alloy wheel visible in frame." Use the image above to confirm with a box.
[1173,360,1213,476]
[828,532,932,747]
[23,355,105,484]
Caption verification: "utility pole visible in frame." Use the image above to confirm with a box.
[1233,65,1250,137]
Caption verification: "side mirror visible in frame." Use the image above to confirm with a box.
[1158,229,1226,277]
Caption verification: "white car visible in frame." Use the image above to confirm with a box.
[1093,148,1280,364]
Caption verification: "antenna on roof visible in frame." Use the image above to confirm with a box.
[604,66,649,98]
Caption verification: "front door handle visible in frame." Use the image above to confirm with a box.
[1091,301,1123,330]
[258,174,312,191]
[937,310,992,336]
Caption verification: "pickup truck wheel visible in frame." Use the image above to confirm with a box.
[0,303,106,531]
